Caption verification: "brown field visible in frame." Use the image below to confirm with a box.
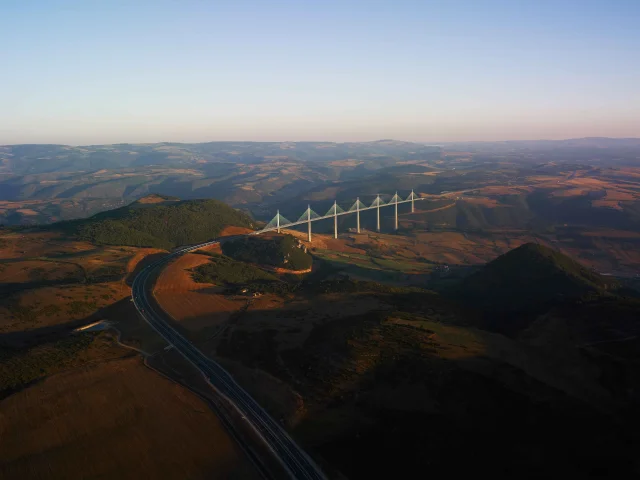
[592,199,623,210]
[348,230,536,266]
[0,282,131,334]
[125,247,166,274]
[136,194,176,204]
[459,197,503,207]
[195,242,223,254]
[284,229,366,254]
[155,253,214,292]
[15,208,38,215]
[0,356,257,480]
[0,231,95,259]
[0,232,169,334]
[478,185,534,196]
[0,259,80,284]
[550,187,592,197]
[154,253,246,333]
[219,225,255,237]
[328,159,363,167]
[0,230,261,479]
[602,190,636,201]
[334,227,640,275]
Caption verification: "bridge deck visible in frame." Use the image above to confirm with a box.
[256,198,423,234]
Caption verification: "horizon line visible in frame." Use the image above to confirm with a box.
[2,136,640,148]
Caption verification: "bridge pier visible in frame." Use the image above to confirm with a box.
[261,192,423,238]
[333,201,338,239]
[394,192,398,231]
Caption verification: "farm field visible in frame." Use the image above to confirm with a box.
[0,355,257,480]
[153,252,248,334]
[0,231,167,334]
[0,228,260,479]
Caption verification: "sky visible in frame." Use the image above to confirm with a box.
[1,0,639,145]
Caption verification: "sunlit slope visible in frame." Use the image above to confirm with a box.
[57,196,254,249]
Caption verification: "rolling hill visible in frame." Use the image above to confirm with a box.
[458,243,617,311]
[222,234,312,271]
[57,195,255,249]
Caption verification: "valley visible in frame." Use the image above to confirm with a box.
[1,139,640,478]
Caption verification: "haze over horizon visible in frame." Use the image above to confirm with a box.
[2,0,639,145]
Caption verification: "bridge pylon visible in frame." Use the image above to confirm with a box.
[374,195,381,232]
[307,205,312,242]
[333,201,338,239]
[394,192,399,231]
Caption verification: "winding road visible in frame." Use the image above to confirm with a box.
[131,239,326,480]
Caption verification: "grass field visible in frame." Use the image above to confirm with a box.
[153,252,248,334]
[0,228,259,479]
[0,355,257,479]
[0,232,168,334]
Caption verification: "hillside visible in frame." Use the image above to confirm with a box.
[59,196,254,249]
[215,282,636,478]
[457,243,617,313]
[222,234,312,271]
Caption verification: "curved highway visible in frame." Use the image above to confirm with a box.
[131,239,326,480]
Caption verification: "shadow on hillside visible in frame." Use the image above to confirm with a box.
[0,279,84,297]
[125,252,168,286]
[0,298,135,350]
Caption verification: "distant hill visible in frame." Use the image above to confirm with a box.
[458,243,618,313]
[134,193,179,204]
[58,196,254,249]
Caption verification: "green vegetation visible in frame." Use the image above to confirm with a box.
[222,234,312,270]
[86,264,125,283]
[59,198,254,249]
[458,243,618,314]
[66,300,98,316]
[0,333,97,396]
[192,254,277,285]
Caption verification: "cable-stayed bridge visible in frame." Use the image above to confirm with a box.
[254,190,423,241]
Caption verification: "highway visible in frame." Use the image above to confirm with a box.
[131,240,326,480]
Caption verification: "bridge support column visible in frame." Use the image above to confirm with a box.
[411,189,415,213]
[307,205,312,243]
[356,197,360,234]
[394,192,398,231]
[333,201,338,239]
[277,210,280,233]
[376,196,380,232]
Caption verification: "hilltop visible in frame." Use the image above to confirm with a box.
[135,193,180,204]
[222,234,312,271]
[458,243,617,314]
[57,196,255,249]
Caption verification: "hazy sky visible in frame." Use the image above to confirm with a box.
[1,0,639,145]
